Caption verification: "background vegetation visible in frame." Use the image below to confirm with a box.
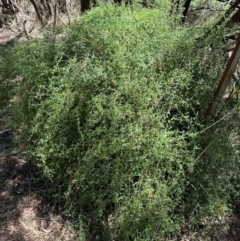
[0,0,240,240]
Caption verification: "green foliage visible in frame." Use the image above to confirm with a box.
[1,4,238,240]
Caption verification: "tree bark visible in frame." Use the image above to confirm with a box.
[230,8,240,22]
[53,2,57,30]
[66,0,71,24]
[46,0,52,17]
[80,0,90,12]
[206,36,240,117]
[30,0,43,24]
[182,0,192,23]
[216,0,240,26]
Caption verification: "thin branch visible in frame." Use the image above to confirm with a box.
[29,0,43,25]
[198,111,233,135]
[182,0,192,23]
[65,0,71,25]
[53,1,57,30]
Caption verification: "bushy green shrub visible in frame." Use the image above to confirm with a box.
[1,3,239,240]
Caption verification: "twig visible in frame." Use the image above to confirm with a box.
[199,120,233,160]
[0,129,11,135]
[8,0,22,15]
[66,0,71,25]
[197,111,233,134]
[53,2,57,31]
[0,216,75,226]
[57,14,67,27]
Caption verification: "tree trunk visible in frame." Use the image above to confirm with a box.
[142,0,148,8]
[30,0,43,24]
[80,0,90,12]
[65,0,71,24]
[206,36,240,117]
[182,0,192,23]
[46,0,53,17]
[230,9,240,22]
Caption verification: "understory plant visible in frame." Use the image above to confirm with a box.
[1,3,239,240]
